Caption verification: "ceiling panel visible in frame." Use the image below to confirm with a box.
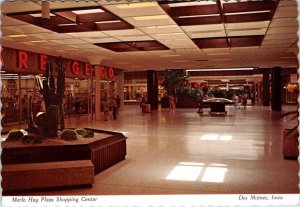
[67,44,100,49]
[262,39,297,45]
[264,33,298,40]
[102,29,145,36]
[116,35,153,42]
[2,2,41,13]
[187,30,226,39]
[81,37,121,44]
[269,18,298,27]
[28,32,75,40]
[103,2,166,18]
[139,25,181,35]
[50,38,89,45]
[1,16,28,26]
[123,15,175,27]
[2,24,52,34]
[225,21,270,30]
[226,28,267,36]
[267,27,298,35]
[66,31,108,38]
[273,7,298,18]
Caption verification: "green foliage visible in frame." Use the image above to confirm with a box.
[161,70,189,96]
[61,129,78,141]
[6,130,26,142]
[83,130,94,138]
[177,88,202,101]
[75,128,87,136]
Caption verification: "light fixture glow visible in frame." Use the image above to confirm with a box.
[58,23,77,26]
[8,34,28,38]
[95,20,121,24]
[29,40,48,43]
[72,9,104,14]
[186,68,254,72]
[225,10,271,16]
[179,14,220,18]
[116,2,158,9]
[29,13,55,17]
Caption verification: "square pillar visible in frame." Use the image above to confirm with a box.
[147,70,158,110]
[271,66,282,111]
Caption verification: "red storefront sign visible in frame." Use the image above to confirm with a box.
[2,48,115,79]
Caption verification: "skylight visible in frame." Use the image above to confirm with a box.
[72,9,104,15]
[29,13,56,17]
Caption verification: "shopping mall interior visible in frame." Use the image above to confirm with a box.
[0,0,299,195]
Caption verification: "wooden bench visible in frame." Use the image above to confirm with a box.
[2,160,94,193]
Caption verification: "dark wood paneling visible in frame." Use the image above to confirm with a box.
[193,38,228,48]
[175,16,222,26]
[229,36,264,47]
[77,12,117,23]
[54,11,77,22]
[95,22,133,31]
[223,1,277,13]
[171,5,219,17]
[224,12,272,23]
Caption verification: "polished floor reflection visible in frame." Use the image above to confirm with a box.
[14,105,299,195]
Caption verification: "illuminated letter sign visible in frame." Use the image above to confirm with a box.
[18,51,28,69]
[39,55,48,71]
[84,63,90,76]
[100,66,105,78]
[108,67,114,78]
[0,48,4,66]
[71,61,80,75]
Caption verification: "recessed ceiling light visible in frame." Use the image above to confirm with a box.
[133,15,169,20]
[179,14,220,18]
[211,59,232,61]
[225,10,271,15]
[72,9,104,15]
[29,13,55,17]
[95,20,121,24]
[186,68,253,72]
[207,53,231,56]
[116,2,158,9]
[8,34,28,38]
[29,40,48,43]
[169,2,215,7]
[58,23,77,26]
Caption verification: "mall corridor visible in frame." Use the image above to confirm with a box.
[16,104,299,195]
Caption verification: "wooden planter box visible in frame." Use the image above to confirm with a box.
[176,97,198,108]
[1,128,127,175]
[282,128,299,159]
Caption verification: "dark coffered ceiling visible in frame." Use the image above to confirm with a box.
[6,6,134,33]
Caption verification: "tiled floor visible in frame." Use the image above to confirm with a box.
[6,104,299,195]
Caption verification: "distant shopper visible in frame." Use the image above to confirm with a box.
[197,95,203,114]
[116,95,121,114]
[111,97,118,120]
[74,97,81,116]
[140,97,147,113]
[103,100,109,121]
[242,93,248,109]
[169,95,176,112]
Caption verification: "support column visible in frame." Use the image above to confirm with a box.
[147,70,158,110]
[116,70,125,109]
[262,70,270,106]
[271,66,282,111]
[94,65,101,120]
